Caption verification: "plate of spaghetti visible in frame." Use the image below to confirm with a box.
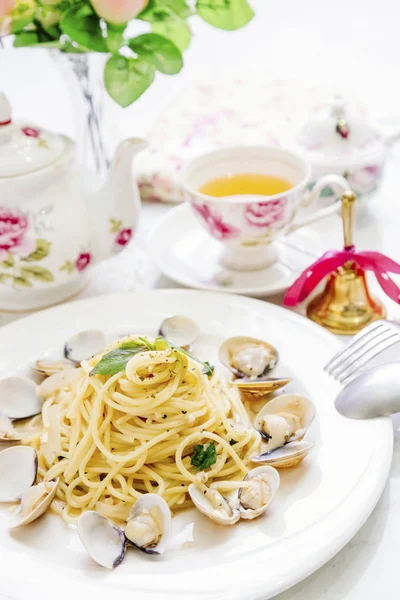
[0,290,392,600]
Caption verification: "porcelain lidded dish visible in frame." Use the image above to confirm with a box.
[296,97,400,205]
[0,92,146,311]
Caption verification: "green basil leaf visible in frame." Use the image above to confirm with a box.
[90,346,146,376]
[104,55,155,107]
[61,3,108,52]
[152,17,191,52]
[202,361,215,376]
[128,33,183,75]
[191,443,217,470]
[196,0,254,31]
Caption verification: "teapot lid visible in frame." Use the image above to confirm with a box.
[0,93,70,177]
[297,97,384,166]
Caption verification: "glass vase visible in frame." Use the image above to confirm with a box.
[52,51,110,179]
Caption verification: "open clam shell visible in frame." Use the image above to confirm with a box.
[0,376,41,420]
[33,358,76,378]
[37,367,83,398]
[238,465,280,520]
[159,316,200,350]
[188,484,240,526]
[233,377,292,397]
[9,478,59,529]
[125,493,172,555]
[219,336,279,379]
[0,446,38,503]
[254,393,315,451]
[64,330,106,364]
[251,440,316,468]
[78,511,127,569]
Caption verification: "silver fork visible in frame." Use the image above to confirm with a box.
[324,320,400,384]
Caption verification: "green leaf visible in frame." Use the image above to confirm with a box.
[106,23,126,53]
[13,30,61,48]
[23,239,51,262]
[104,55,155,108]
[191,443,217,470]
[61,3,108,52]
[90,344,150,376]
[196,0,254,30]
[2,254,14,268]
[20,265,54,283]
[138,0,192,22]
[202,361,215,376]
[128,33,183,75]
[13,276,32,288]
[152,17,191,52]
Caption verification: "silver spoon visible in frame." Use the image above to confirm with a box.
[335,362,400,419]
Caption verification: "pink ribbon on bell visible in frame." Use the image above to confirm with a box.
[284,246,400,307]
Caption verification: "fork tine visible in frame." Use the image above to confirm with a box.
[333,332,399,381]
[324,321,387,373]
[339,337,400,384]
[329,328,396,377]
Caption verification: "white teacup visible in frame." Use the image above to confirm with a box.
[179,146,350,271]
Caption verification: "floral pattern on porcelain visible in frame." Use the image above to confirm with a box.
[60,252,92,275]
[0,206,54,288]
[191,202,241,240]
[109,218,133,248]
[21,126,49,149]
[245,197,288,228]
[310,164,383,200]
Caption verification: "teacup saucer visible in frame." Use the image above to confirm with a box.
[147,203,313,297]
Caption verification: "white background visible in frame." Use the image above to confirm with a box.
[1,0,400,598]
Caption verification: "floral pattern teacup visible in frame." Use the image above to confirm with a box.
[180,146,351,271]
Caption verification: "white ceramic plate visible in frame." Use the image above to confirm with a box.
[147,203,313,296]
[0,290,393,600]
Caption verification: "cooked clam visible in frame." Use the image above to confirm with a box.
[233,377,292,397]
[9,478,59,529]
[0,446,38,503]
[188,484,240,526]
[219,336,279,379]
[238,465,280,520]
[251,440,315,468]
[125,493,172,555]
[78,511,127,569]
[219,336,286,396]
[159,316,200,350]
[37,367,83,398]
[0,376,42,420]
[254,394,315,452]
[33,358,76,378]
[64,330,106,364]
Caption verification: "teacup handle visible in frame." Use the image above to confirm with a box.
[287,175,350,234]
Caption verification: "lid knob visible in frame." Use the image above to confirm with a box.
[0,93,11,126]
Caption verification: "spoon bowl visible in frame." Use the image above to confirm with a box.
[335,362,400,419]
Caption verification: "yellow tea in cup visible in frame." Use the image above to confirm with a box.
[198,173,292,198]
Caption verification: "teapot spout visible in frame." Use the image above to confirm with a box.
[87,138,147,262]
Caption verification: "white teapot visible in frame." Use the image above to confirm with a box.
[0,93,146,311]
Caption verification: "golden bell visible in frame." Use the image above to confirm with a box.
[307,261,386,335]
[306,190,386,335]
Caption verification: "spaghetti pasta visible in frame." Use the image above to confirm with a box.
[27,337,261,523]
